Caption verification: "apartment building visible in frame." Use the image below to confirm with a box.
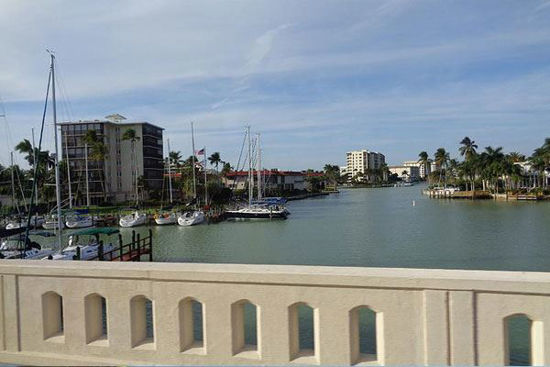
[388,165,420,182]
[60,115,164,204]
[403,160,432,179]
[345,150,386,182]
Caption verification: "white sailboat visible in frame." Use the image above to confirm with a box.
[178,122,205,226]
[226,129,288,220]
[65,214,94,229]
[119,211,148,227]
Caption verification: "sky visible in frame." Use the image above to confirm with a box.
[1,0,550,170]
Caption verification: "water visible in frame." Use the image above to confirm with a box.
[36,184,547,363]
[119,184,550,271]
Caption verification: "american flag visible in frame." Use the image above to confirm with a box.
[195,148,205,155]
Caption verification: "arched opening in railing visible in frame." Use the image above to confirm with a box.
[179,298,205,353]
[42,291,64,341]
[84,293,108,344]
[504,313,542,366]
[350,306,382,364]
[130,295,155,348]
[231,299,259,356]
[289,302,318,361]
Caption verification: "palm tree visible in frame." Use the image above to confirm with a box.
[122,129,140,204]
[169,151,183,168]
[507,152,525,163]
[208,152,222,174]
[83,130,109,201]
[323,164,340,186]
[221,162,232,176]
[417,151,429,181]
[15,139,34,166]
[459,137,478,161]
[434,148,450,187]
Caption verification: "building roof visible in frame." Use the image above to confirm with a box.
[225,170,325,177]
[58,120,164,130]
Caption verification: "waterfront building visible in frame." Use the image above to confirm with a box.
[223,170,307,191]
[388,165,420,182]
[223,170,327,192]
[403,159,432,179]
[60,115,164,204]
[345,150,386,183]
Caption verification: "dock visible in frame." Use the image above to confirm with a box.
[88,229,153,262]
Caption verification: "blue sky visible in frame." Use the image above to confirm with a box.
[1,0,550,170]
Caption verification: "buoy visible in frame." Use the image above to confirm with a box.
[412,200,416,206]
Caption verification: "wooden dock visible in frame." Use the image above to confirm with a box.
[88,229,153,262]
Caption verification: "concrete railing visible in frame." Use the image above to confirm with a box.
[0,260,549,365]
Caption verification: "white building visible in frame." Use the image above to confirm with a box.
[345,150,386,183]
[388,165,420,182]
[403,160,432,179]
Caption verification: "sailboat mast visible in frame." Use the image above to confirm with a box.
[256,133,261,200]
[191,122,197,200]
[85,143,90,206]
[51,53,63,247]
[10,151,19,215]
[203,146,208,205]
[31,128,38,204]
[247,126,252,206]
[167,138,173,204]
[64,133,72,208]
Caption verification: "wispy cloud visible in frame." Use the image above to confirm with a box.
[1,0,549,169]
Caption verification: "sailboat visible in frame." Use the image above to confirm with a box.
[226,129,288,220]
[178,122,205,226]
[155,138,178,225]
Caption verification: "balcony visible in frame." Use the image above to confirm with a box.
[0,261,548,365]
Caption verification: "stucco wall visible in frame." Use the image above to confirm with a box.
[0,261,548,365]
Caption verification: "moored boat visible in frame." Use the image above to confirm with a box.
[65,215,94,229]
[226,205,288,220]
[154,212,178,225]
[177,211,205,226]
[119,211,147,227]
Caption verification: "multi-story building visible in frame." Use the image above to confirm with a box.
[388,165,420,182]
[345,150,386,182]
[223,170,307,192]
[403,160,432,179]
[60,115,164,204]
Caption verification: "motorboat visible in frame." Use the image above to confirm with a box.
[177,211,205,226]
[44,228,119,261]
[42,215,65,230]
[5,215,45,230]
[119,211,148,227]
[154,212,178,225]
[0,236,55,260]
[65,215,94,229]
[225,205,288,220]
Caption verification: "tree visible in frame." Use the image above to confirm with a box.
[418,151,429,181]
[208,152,222,173]
[169,151,183,168]
[122,129,141,204]
[221,162,232,176]
[83,130,109,201]
[434,148,450,186]
[459,137,478,161]
[323,164,340,186]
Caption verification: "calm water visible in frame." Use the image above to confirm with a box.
[118,184,550,271]
[36,184,545,363]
